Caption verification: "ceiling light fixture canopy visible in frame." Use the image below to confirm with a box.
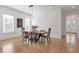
[29,5,33,7]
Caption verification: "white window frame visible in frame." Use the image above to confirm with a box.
[24,18,31,31]
[3,14,14,33]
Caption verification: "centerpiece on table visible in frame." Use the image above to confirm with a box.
[32,25,38,32]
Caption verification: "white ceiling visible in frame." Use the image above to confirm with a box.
[5,5,54,13]
[5,5,79,14]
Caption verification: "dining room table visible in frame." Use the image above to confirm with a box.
[34,30,47,34]
[26,30,48,43]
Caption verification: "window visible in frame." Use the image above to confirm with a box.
[3,14,14,33]
[66,15,76,32]
[24,18,31,31]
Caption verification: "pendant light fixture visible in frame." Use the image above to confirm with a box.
[28,5,34,30]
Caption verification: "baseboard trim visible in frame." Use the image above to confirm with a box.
[0,36,21,41]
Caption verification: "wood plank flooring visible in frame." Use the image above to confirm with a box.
[0,37,79,53]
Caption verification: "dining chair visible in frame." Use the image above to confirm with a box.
[23,31,29,42]
[31,31,38,44]
[41,28,51,44]
[27,31,37,44]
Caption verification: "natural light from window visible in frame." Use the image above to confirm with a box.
[24,18,31,31]
[3,14,14,33]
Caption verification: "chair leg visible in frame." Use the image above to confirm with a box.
[28,39,32,45]
[41,37,43,43]
[47,37,51,44]
[49,37,51,43]
[42,37,45,43]
[47,38,49,44]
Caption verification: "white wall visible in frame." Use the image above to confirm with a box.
[0,6,29,40]
[62,9,79,36]
[0,6,62,40]
[32,8,62,38]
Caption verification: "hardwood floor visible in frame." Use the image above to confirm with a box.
[0,37,79,53]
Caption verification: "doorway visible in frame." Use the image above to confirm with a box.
[66,14,78,44]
